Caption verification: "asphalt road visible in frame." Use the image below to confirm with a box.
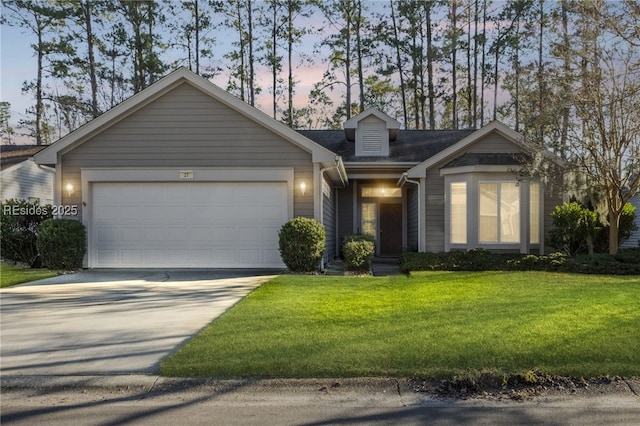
[2,377,639,425]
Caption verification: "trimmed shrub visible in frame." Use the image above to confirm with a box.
[0,199,52,267]
[278,217,326,273]
[400,249,639,275]
[342,235,375,273]
[36,219,86,270]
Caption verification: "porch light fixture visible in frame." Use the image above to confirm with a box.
[299,181,307,196]
[65,183,74,196]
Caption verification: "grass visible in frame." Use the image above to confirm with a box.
[160,271,640,379]
[0,261,58,288]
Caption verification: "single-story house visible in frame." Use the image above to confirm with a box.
[1,145,54,205]
[34,68,564,269]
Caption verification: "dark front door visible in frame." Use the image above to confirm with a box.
[379,203,402,255]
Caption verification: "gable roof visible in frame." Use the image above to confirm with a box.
[34,68,341,168]
[299,129,475,163]
[405,120,563,178]
[343,108,401,130]
[1,145,47,170]
[343,108,401,142]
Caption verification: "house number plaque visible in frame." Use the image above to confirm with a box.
[179,170,194,179]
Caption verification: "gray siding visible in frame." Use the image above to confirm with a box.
[621,195,640,249]
[407,186,419,251]
[60,82,313,217]
[1,161,54,204]
[336,183,354,253]
[465,134,521,154]
[323,178,336,261]
[425,168,446,252]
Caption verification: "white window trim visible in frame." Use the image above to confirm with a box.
[445,173,542,253]
[478,180,520,245]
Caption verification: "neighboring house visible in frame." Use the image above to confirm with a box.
[34,68,564,269]
[1,145,54,205]
[621,194,640,248]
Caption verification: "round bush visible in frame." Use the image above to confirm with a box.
[342,239,375,273]
[0,199,52,267]
[278,217,326,273]
[36,219,86,270]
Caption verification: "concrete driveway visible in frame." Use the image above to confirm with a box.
[0,270,277,376]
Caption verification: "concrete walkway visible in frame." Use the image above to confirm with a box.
[371,257,401,276]
[0,270,277,376]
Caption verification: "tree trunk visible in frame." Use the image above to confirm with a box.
[36,18,43,145]
[466,0,473,128]
[609,208,620,255]
[451,1,458,129]
[287,1,294,127]
[248,0,255,106]
[426,1,436,129]
[480,0,487,125]
[356,0,365,112]
[82,0,99,118]
[390,0,408,127]
[195,0,200,74]
[271,0,277,119]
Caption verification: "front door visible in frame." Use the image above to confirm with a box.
[379,203,403,255]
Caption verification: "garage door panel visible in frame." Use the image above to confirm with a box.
[92,182,288,268]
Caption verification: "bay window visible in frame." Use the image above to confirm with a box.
[479,182,520,243]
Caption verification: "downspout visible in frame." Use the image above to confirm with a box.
[400,172,423,252]
[319,157,342,271]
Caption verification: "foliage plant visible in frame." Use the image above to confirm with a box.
[278,217,326,273]
[0,199,52,267]
[341,234,375,273]
[547,201,637,255]
[36,219,86,270]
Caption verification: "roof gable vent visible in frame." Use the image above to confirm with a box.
[345,108,399,157]
[357,118,387,156]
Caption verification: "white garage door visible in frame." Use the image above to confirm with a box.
[91,182,288,268]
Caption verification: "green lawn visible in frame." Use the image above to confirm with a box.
[0,261,58,288]
[160,272,640,379]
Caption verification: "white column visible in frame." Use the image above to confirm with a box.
[520,178,530,254]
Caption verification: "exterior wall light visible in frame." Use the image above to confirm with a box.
[66,183,74,196]
[299,181,307,196]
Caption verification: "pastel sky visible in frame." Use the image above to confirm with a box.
[0,6,348,143]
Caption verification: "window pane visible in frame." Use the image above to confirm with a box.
[479,183,498,242]
[501,183,520,243]
[450,182,467,244]
[530,182,540,244]
[361,202,377,239]
[361,187,402,198]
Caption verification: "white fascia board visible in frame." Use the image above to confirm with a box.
[344,108,401,129]
[35,67,338,165]
[440,165,515,176]
[344,162,418,168]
